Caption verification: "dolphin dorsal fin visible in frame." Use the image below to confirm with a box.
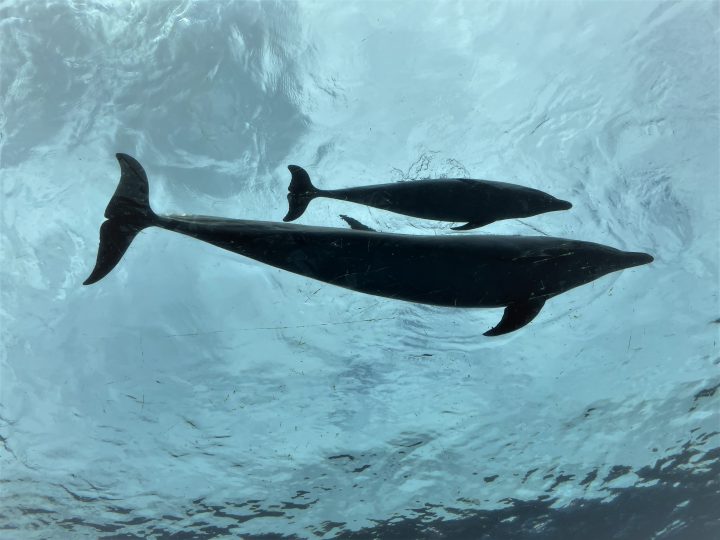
[484,298,546,336]
[340,215,376,232]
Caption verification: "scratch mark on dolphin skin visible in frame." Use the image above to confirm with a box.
[335,266,392,282]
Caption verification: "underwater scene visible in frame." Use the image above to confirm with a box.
[1,1,718,538]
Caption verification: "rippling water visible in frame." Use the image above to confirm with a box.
[1,1,718,538]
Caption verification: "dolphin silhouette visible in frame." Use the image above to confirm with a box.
[283,165,573,230]
[85,154,652,336]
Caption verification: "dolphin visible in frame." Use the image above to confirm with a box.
[84,154,653,336]
[282,165,573,230]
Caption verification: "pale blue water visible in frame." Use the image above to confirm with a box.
[1,1,718,538]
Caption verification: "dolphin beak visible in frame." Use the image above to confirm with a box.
[554,199,573,211]
[623,251,654,268]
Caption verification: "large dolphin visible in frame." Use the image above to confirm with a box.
[283,165,573,230]
[85,154,653,336]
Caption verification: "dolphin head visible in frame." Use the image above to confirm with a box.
[551,198,573,211]
[613,251,654,270]
[521,192,573,217]
[540,195,572,212]
[581,247,654,279]
[531,243,654,297]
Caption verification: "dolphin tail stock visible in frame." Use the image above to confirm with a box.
[83,153,158,285]
[283,165,319,222]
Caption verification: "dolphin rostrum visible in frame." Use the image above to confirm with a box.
[282,165,573,230]
[85,154,653,336]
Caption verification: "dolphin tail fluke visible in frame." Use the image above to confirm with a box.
[484,298,546,336]
[84,153,158,285]
[283,165,318,222]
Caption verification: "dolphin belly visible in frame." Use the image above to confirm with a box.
[333,180,489,222]
[164,218,529,307]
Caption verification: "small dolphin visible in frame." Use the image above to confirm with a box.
[282,165,573,230]
[85,154,652,336]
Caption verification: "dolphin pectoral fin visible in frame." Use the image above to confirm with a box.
[340,214,376,232]
[483,298,546,336]
[451,220,493,231]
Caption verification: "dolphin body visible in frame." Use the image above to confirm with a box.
[85,154,653,336]
[283,165,573,230]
